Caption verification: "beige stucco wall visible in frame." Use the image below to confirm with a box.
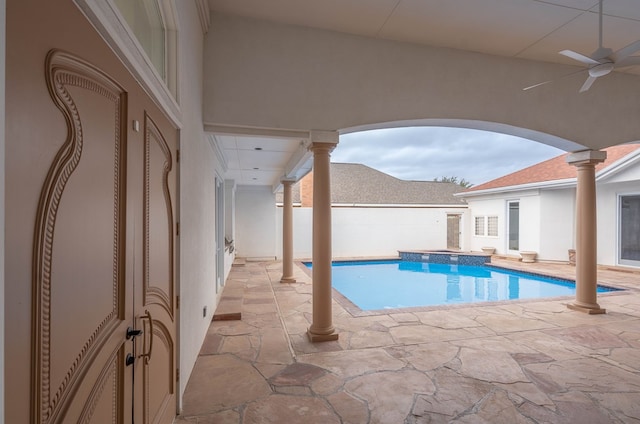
[204,14,640,151]
[175,0,221,399]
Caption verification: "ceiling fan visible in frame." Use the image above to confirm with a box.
[524,0,640,93]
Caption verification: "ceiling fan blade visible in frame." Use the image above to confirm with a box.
[615,56,640,68]
[522,68,586,92]
[560,50,600,66]
[523,80,554,91]
[613,40,640,62]
[579,75,597,93]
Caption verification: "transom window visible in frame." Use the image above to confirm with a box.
[113,0,166,79]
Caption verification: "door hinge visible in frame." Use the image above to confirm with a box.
[176,222,180,236]
[176,368,180,382]
[176,295,180,309]
[176,149,180,163]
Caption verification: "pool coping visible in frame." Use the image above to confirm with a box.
[296,259,631,318]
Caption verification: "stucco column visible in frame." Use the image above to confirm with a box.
[308,131,339,342]
[280,179,296,283]
[567,150,607,314]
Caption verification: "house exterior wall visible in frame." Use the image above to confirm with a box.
[539,189,575,262]
[465,164,640,268]
[465,196,506,254]
[518,194,542,254]
[276,207,468,259]
[465,190,544,257]
[176,0,223,397]
[236,186,277,259]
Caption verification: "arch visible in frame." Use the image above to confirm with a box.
[341,119,586,152]
[204,14,640,151]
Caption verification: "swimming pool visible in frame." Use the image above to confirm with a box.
[304,260,617,311]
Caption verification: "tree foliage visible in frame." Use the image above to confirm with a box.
[433,176,473,188]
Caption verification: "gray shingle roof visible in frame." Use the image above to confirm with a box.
[277,163,467,205]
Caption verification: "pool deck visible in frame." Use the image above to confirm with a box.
[176,258,640,423]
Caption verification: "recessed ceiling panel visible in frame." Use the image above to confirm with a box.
[215,134,238,149]
[237,150,291,169]
[233,136,302,152]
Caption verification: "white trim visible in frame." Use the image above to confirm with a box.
[617,193,640,268]
[597,147,640,182]
[204,123,310,140]
[74,0,182,127]
[458,146,640,199]
[506,200,520,253]
[457,180,572,198]
[194,0,210,33]
[330,203,468,208]
[208,134,229,173]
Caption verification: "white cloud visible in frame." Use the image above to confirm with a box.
[332,127,564,185]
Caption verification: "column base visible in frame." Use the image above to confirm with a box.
[280,276,296,284]
[307,328,339,342]
[567,302,606,314]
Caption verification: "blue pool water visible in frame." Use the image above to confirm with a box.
[304,260,616,310]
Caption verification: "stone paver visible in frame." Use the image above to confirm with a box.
[177,259,640,423]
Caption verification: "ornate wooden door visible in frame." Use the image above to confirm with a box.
[134,112,177,424]
[6,1,177,422]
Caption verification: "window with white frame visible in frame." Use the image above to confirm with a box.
[76,0,180,122]
[474,216,485,236]
[487,216,499,237]
[474,216,498,237]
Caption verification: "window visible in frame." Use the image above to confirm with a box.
[508,201,520,251]
[487,216,499,237]
[475,216,485,236]
[114,0,166,79]
[76,0,180,122]
[620,195,640,266]
[475,216,498,237]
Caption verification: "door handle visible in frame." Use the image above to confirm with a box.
[139,309,154,364]
[126,327,142,340]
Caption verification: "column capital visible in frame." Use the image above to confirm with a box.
[310,130,339,144]
[280,178,296,185]
[566,149,607,166]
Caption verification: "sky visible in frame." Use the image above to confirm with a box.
[331,127,565,186]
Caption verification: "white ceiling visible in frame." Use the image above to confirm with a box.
[212,134,308,189]
[206,0,640,188]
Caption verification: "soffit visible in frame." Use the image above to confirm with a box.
[206,0,640,188]
[212,134,310,188]
[208,0,640,75]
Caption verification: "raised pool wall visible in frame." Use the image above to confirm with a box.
[399,250,491,266]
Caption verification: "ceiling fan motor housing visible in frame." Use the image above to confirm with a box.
[589,62,614,77]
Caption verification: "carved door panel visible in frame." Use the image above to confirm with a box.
[7,45,178,424]
[29,50,134,424]
[27,51,177,424]
[133,112,177,424]
[7,0,178,421]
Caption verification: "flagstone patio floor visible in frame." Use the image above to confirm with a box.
[176,258,640,423]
